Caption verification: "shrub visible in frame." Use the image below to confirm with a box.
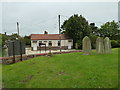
[111,40,120,48]
[89,35,98,49]
[77,40,82,49]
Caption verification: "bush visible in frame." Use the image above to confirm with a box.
[76,40,82,49]
[111,40,120,48]
[77,35,98,49]
[89,35,98,49]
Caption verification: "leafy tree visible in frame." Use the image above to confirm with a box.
[1,34,8,47]
[0,34,2,47]
[20,35,31,46]
[61,14,91,48]
[10,33,19,40]
[1,33,31,47]
[90,23,99,36]
[99,21,120,40]
[89,35,98,49]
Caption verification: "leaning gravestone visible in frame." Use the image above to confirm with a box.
[82,36,91,55]
[104,37,111,53]
[96,37,104,54]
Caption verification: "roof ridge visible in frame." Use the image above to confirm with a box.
[31,34,71,40]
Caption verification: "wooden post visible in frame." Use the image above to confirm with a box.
[20,41,22,61]
[17,22,19,38]
[58,15,61,52]
[12,42,15,63]
[49,46,51,54]
[40,45,41,53]
[45,44,46,53]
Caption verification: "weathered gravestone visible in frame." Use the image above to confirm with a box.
[8,40,25,56]
[104,37,111,53]
[96,37,104,54]
[75,43,78,49]
[82,36,91,55]
[4,48,8,57]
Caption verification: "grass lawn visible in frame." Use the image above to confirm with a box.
[0,64,2,89]
[2,48,118,88]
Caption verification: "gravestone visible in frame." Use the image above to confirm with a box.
[96,37,104,54]
[75,43,78,49]
[8,40,25,56]
[4,48,8,57]
[82,36,91,55]
[104,37,111,53]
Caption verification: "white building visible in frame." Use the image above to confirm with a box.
[31,31,73,50]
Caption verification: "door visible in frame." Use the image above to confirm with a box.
[68,42,72,49]
[33,43,37,50]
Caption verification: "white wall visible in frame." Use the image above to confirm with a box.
[31,39,73,50]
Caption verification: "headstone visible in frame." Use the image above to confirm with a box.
[104,37,111,53]
[82,36,91,55]
[96,37,104,54]
[75,43,78,49]
[4,48,8,57]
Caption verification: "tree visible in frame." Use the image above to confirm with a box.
[1,34,8,47]
[0,34,2,47]
[61,14,91,48]
[90,23,99,36]
[20,35,31,46]
[10,33,19,40]
[99,21,120,40]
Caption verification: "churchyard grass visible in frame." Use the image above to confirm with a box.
[0,64,2,89]
[2,48,118,88]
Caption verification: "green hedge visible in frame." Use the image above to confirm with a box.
[76,40,82,49]
[89,35,98,49]
[111,40,120,48]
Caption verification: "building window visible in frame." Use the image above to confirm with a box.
[33,40,37,43]
[68,40,72,42]
[39,41,42,43]
[49,41,52,46]
[44,41,47,42]
[58,41,61,46]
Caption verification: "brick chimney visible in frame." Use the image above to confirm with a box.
[44,31,48,34]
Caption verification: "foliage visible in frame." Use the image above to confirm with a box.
[61,15,119,48]
[90,23,99,36]
[61,14,91,45]
[111,40,120,48]
[1,34,7,47]
[10,33,19,41]
[98,21,119,39]
[20,35,31,46]
[1,33,19,47]
[76,40,82,49]
[0,34,2,48]
[2,48,118,88]
[89,35,98,49]
[1,33,31,47]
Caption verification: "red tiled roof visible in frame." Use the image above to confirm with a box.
[31,34,72,40]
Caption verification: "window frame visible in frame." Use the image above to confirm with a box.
[48,41,52,46]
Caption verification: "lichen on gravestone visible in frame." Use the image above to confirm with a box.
[104,37,112,53]
[82,36,91,55]
[96,37,104,54]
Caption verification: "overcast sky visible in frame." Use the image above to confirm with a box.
[1,2,119,36]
